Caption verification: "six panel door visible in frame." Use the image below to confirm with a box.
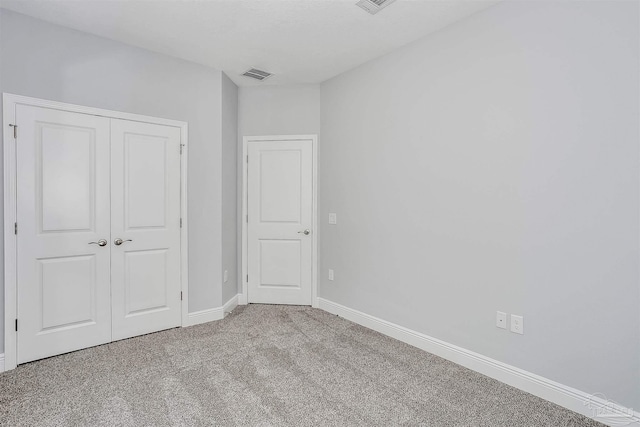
[247,140,313,305]
[16,105,112,363]
[110,119,182,341]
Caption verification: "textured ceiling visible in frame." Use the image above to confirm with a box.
[0,0,500,86]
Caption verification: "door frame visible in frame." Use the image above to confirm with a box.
[2,93,190,371]
[240,135,318,308]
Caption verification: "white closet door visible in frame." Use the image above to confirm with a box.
[16,105,112,364]
[110,119,182,341]
[247,140,313,305]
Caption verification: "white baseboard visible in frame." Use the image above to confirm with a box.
[185,306,224,327]
[185,294,242,327]
[0,353,4,372]
[238,293,248,305]
[317,298,639,427]
[223,294,239,315]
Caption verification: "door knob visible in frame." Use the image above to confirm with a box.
[297,229,311,235]
[114,238,133,246]
[89,239,108,247]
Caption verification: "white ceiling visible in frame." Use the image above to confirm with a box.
[0,0,500,87]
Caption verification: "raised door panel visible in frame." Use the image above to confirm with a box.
[39,255,97,331]
[259,240,302,288]
[126,136,167,229]
[124,249,168,316]
[110,119,181,341]
[40,125,95,233]
[259,150,302,223]
[16,105,111,364]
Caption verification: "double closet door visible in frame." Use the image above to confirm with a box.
[16,105,182,364]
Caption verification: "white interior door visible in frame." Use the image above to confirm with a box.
[14,102,184,364]
[16,105,112,364]
[110,119,182,341]
[247,139,313,305]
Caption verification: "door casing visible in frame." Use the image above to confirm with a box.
[2,93,190,371]
[241,135,318,308]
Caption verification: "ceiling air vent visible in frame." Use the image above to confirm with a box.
[242,68,272,81]
[356,0,397,15]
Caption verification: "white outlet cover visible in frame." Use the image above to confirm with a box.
[328,269,334,281]
[496,311,507,329]
[510,314,524,334]
[328,213,337,225]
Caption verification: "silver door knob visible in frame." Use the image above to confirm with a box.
[297,229,311,235]
[114,238,133,246]
[89,239,108,247]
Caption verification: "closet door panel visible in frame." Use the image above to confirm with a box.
[110,119,182,341]
[16,105,112,364]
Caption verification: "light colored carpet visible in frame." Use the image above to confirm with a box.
[0,304,602,426]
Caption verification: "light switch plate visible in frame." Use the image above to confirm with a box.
[328,269,334,281]
[328,213,337,225]
[223,270,228,283]
[496,311,507,329]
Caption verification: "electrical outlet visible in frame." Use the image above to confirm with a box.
[328,269,334,281]
[329,213,337,225]
[223,270,228,283]
[510,315,524,334]
[496,311,507,329]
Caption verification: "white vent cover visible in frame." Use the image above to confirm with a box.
[242,68,272,81]
[356,0,397,15]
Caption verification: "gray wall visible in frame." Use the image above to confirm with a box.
[238,85,320,136]
[320,0,639,409]
[221,73,239,304]
[236,85,321,295]
[0,9,228,351]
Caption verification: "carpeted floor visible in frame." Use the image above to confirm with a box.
[0,304,602,426]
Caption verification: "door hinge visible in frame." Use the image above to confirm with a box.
[180,144,183,155]
[9,124,17,139]
[14,222,17,235]
[180,218,183,228]
[181,291,183,301]
[15,319,18,332]
[246,274,248,282]
[246,155,249,163]
[246,214,248,223]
